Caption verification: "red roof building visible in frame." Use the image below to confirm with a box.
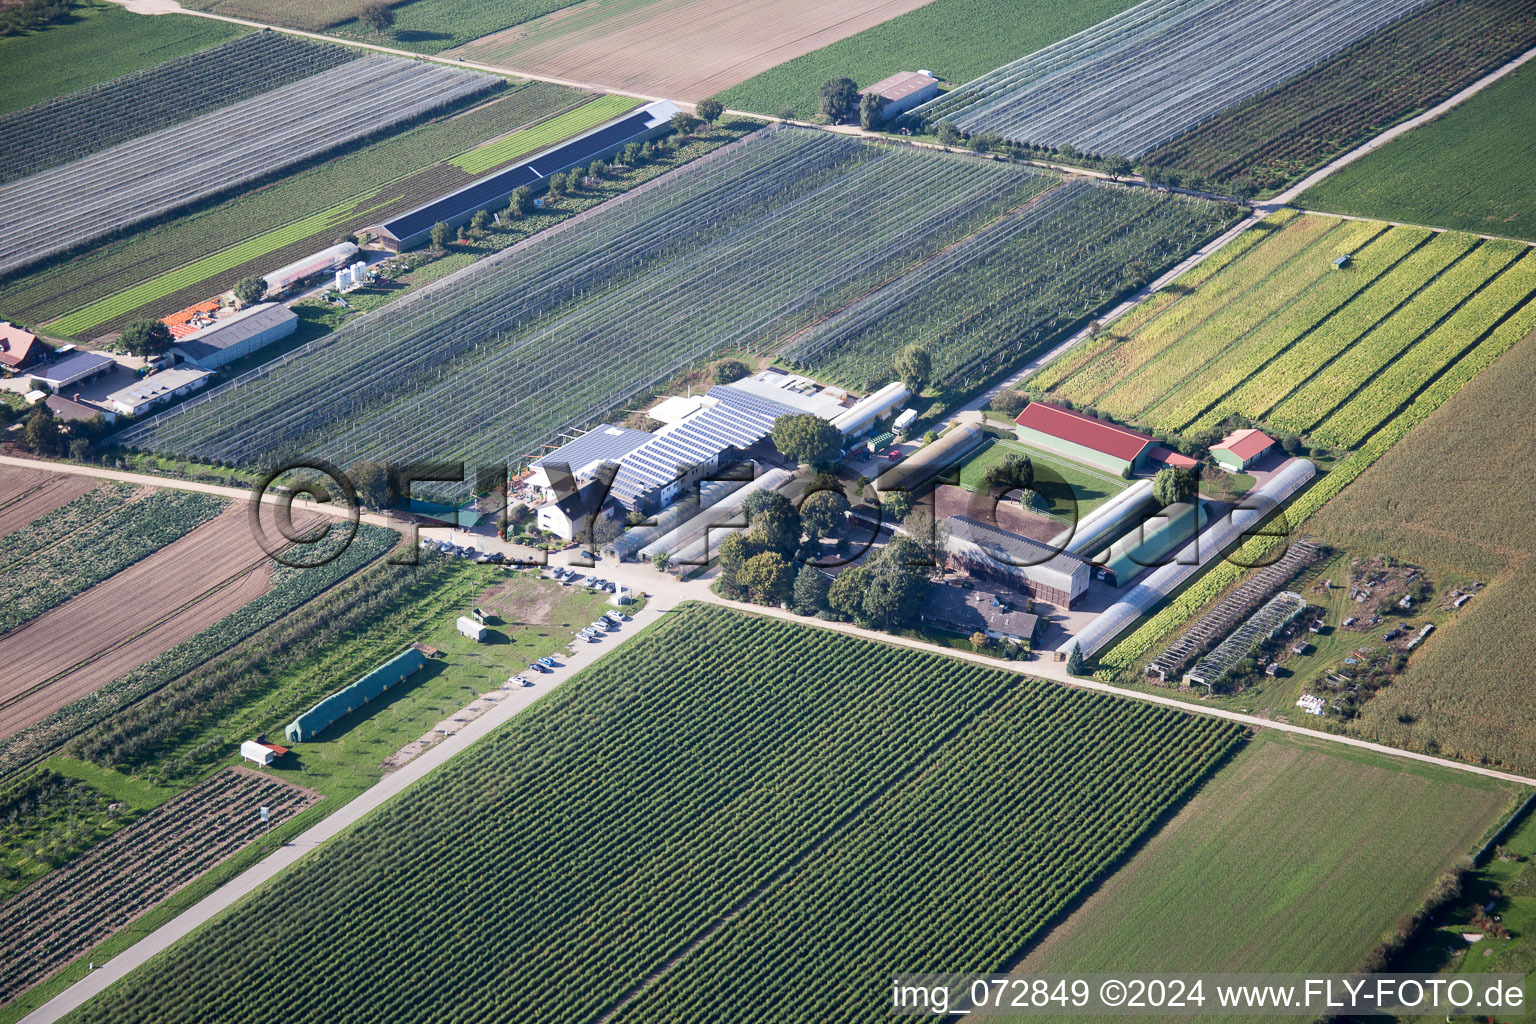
[1211,428,1277,471]
[1144,444,1200,471]
[0,322,41,371]
[1013,401,1157,475]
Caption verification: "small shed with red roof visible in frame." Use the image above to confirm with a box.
[1210,428,1277,472]
[1013,401,1158,476]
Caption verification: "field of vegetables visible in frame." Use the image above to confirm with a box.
[0,32,357,184]
[117,129,1055,489]
[1039,211,1536,452]
[0,83,585,335]
[0,57,496,277]
[60,603,1242,1024]
[1138,0,1536,194]
[788,179,1241,390]
[1298,55,1536,243]
[0,490,227,638]
[913,0,1432,158]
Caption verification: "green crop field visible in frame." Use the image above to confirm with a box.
[1310,326,1536,775]
[60,603,1242,1024]
[184,0,582,47]
[451,93,638,174]
[958,438,1128,519]
[1038,211,1536,450]
[1139,0,1536,196]
[1010,731,1516,1011]
[0,4,246,116]
[713,0,1141,119]
[1299,58,1536,243]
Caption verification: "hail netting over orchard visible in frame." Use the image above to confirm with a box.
[0,32,360,185]
[785,178,1241,390]
[912,0,1433,158]
[0,57,496,277]
[117,128,1052,492]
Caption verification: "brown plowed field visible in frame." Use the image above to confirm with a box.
[0,505,322,740]
[0,473,96,535]
[446,0,935,101]
[0,464,55,506]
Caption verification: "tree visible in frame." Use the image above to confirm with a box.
[793,562,830,616]
[893,343,932,394]
[19,405,63,456]
[696,98,723,125]
[970,631,992,652]
[862,558,926,629]
[714,531,759,598]
[1066,642,1085,676]
[118,318,172,357]
[429,221,450,249]
[934,120,963,147]
[738,551,795,605]
[752,502,800,556]
[546,172,566,198]
[588,159,607,180]
[470,208,490,234]
[650,551,671,573]
[742,488,792,523]
[982,452,1033,493]
[826,564,871,622]
[669,110,697,134]
[623,141,644,166]
[712,359,750,384]
[858,90,885,130]
[817,77,859,123]
[880,488,914,523]
[68,437,93,462]
[232,276,266,306]
[1103,155,1133,181]
[799,488,849,545]
[506,187,533,220]
[1153,466,1198,507]
[990,389,1027,417]
[350,460,392,510]
[900,507,949,574]
[769,413,843,468]
[359,1,394,32]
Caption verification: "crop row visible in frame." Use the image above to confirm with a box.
[0,57,497,277]
[1059,212,1348,411]
[1139,0,1536,193]
[118,129,1049,489]
[1128,222,1419,432]
[791,181,1241,389]
[0,32,357,185]
[0,83,574,329]
[452,94,637,175]
[0,767,314,1002]
[0,483,135,573]
[913,0,1430,157]
[0,525,399,782]
[64,603,1241,1024]
[0,491,227,638]
[1268,236,1517,433]
[1098,286,1536,672]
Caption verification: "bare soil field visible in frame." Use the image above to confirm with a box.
[934,484,1062,543]
[0,506,324,741]
[0,465,56,507]
[0,474,96,536]
[445,0,936,100]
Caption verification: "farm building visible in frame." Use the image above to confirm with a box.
[1048,478,1158,556]
[861,71,940,121]
[457,616,488,642]
[173,302,298,370]
[874,424,984,497]
[106,367,212,418]
[651,467,794,566]
[944,514,1090,608]
[527,423,654,501]
[536,478,613,541]
[1013,401,1167,476]
[0,322,41,371]
[262,243,360,298]
[829,381,910,438]
[374,100,681,252]
[44,394,113,424]
[919,582,1039,644]
[718,369,849,419]
[609,475,747,560]
[27,351,114,391]
[1091,500,1208,587]
[285,647,429,742]
[1210,427,1278,472]
[239,739,289,766]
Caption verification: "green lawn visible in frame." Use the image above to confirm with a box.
[1300,60,1536,243]
[712,0,1141,118]
[957,438,1128,518]
[1009,731,1518,1020]
[0,4,245,115]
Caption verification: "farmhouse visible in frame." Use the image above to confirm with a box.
[0,322,41,371]
[106,367,212,418]
[374,100,681,252]
[173,302,298,370]
[45,394,114,424]
[536,479,612,541]
[920,582,1039,644]
[861,71,940,121]
[1013,401,1162,476]
[944,514,1090,608]
[1210,427,1278,472]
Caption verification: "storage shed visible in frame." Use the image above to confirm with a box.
[861,71,940,120]
[873,424,983,497]
[1092,500,1208,587]
[106,367,211,418]
[28,351,114,391]
[830,381,911,437]
[944,514,1090,608]
[1013,401,1158,476]
[285,648,428,742]
[457,616,488,642]
[1210,427,1277,472]
[173,302,298,370]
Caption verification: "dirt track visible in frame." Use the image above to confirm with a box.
[0,507,298,740]
[445,0,935,101]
